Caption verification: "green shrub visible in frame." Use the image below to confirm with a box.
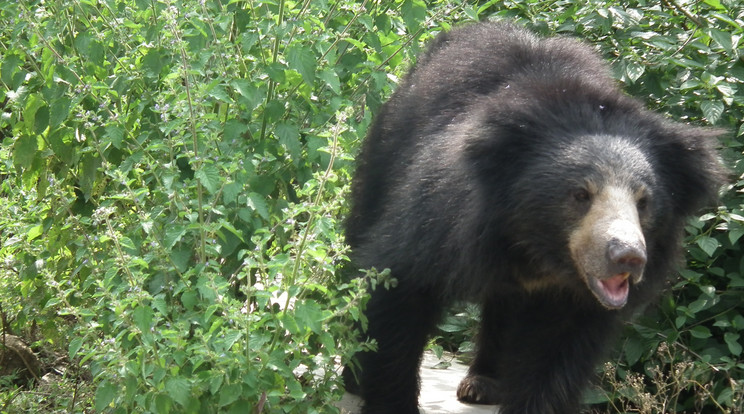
[0,0,443,411]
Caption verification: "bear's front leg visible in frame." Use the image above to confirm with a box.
[345,283,444,414]
[457,298,509,405]
[463,296,620,414]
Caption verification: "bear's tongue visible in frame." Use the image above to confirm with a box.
[600,273,630,305]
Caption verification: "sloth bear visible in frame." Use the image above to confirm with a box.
[343,21,725,414]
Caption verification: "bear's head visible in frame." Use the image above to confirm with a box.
[562,137,653,309]
[501,129,723,310]
[462,80,724,311]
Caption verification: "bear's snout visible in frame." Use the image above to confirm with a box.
[607,238,646,281]
[569,182,649,309]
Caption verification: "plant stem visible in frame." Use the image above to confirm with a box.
[259,0,287,141]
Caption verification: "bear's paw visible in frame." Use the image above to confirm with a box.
[456,374,503,405]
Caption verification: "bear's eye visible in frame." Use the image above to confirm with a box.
[637,196,649,211]
[573,189,591,203]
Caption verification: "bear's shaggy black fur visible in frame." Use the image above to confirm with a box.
[343,21,725,414]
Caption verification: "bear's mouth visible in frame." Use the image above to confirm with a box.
[589,272,631,309]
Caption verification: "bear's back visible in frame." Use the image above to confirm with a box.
[346,21,616,247]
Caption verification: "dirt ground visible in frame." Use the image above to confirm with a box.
[336,352,500,414]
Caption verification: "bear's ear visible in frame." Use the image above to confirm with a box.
[652,124,727,217]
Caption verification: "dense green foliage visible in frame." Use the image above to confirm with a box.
[0,0,742,413]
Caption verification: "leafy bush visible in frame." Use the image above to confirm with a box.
[0,0,444,411]
[1,0,742,413]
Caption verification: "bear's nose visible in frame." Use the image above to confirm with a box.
[607,238,647,275]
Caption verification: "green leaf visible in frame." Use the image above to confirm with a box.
[718,387,735,407]
[623,336,646,365]
[463,5,479,21]
[266,62,286,83]
[295,299,323,333]
[401,0,427,33]
[438,323,464,333]
[231,79,259,109]
[74,31,93,57]
[105,125,125,149]
[247,192,270,220]
[696,236,719,257]
[49,97,71,128]
[222,330,242,350]
[716,83,736,99]
[239,31,259,53]
[218,383,241,407]
[120,150,143,174]
[95,380,117,412]
[208,83,233,103]
[230,79,253,98]
[263,99,285,123]
[79,154,100,200]
[164,225,186,249]
[181,290,197,311]
[318,69,340,93]
[343,37,367,52]
[89,40,104,66]
[287,377,306,399]
[209,374,224,395]
[133,305,154,332]
[709,29,733,54]
[287,45,317,85]
[712,12,741,28]
[734,315,744,329]
[166,377,192,406]
[218,222,245,246]
[195,163,221,194]
[152,296,168,315]
[1,53,21,85]
[679,269,702,282]
[68,337,84,358]
[700,100,724,124]
[170,247,191,272]
[143,48,164,79]
[281,312,300,334]
[688,297,711,313]
[625,62,645,83]
[223,119,249,143]
[13,134,38,169]
[703,0,725,10]
[45,298,62,311]
[276,122,301,159]
[27,224,43,241]
[154,393,173,413]
[222,181,241,204]
[724,332,742,356]
[33,104,49,134]
[689,325,712,339]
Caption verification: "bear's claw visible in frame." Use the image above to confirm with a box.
[456,374,503,405]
